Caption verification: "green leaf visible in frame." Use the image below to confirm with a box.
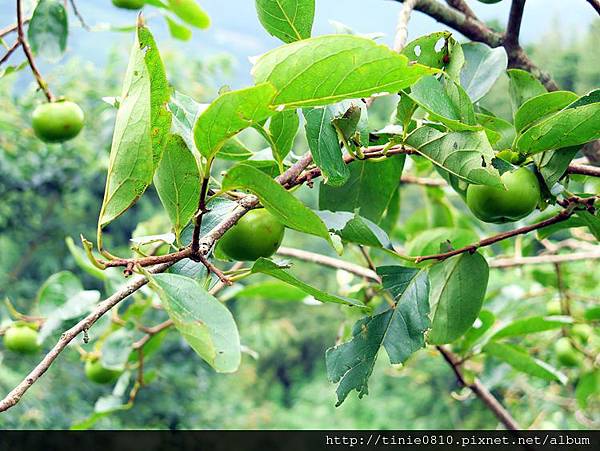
[428,252,489,344]
[407,76,479,131]
[65,237,108,281]
[27,0,68,62]
[166,0,210,29]
[483,342,567,384]
[460,43,507,102]
[250,258,364,307]
[252,34,437,108]
[319,155,406,224]
[406,126,502,187]
[255,0,315,43]
[269,109,299,165]
[576,370,600,409]
[475,113,515,150]
[164,15,192,41]
[326,266,429,405]
[98,25,171,228]
[458,309,495,352]
[492,315,573,339]
[221,163,331,243]
[317,211,392,249]
[507,68,546,115]
[534,146,579,188]
[154,134,200,241]
[576,210,600,240]
[149,273,241,373]
[405,227,478,256]
[303,106,349,186]
[224,280,308,302]
[169,90,206,152]
[101,328,135,371]
[194,83,276,160]
[401,32,452,69]
[36,271,82,316]
[220,139,253,161]
[514,91,579,133]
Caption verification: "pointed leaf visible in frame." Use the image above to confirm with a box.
[269,109,299,164]
[460,43,507,102]
[317,211,392,248]
[28,0,68,62]
[514,91,579,133]
[492,315,573,339]
[255,0,315,43]
[507,68,546,115]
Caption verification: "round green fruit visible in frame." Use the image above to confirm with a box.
[572,324,594,344]
[3,325,39,354]
[466,167,541,223]
[218,209,285,261]
[111,0,145,10]
[554,337,580,367]
[32,100,85,143]
[546,300,562,316]
[85,358,122,384]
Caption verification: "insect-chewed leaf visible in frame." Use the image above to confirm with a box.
[221,163,332,244]
[149,273,241,373]
[193,83,277,160]
[251,258,364,307]
[326,266,429,405]
[255,0,315,43]
[428,252,489,345]
[401,32,452,69]
[153,134,201,241]
[252,34,437,108]
[98,25,170,228]
[28,0,68,62]
[406,126,502,188]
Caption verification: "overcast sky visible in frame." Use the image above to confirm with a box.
[0,0,596,87]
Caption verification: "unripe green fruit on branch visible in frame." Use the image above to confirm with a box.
[85,357,122,384]
[554,337,580,367]
[218,209,285,261]
[466,167,541,223]
[32,100,85,143]
[112,0,145,10]
[3,325,39,354]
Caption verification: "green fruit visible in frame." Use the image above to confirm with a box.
[554,337,580,367]
[111,0,145,10]
[546,300,562,316]
[3,325,39,354]
[32,100,85,143]
[495,150,525,165]
[466,167,541,223]
[85,358,122,384]
[218,209,285,261]
[572,324,594,344]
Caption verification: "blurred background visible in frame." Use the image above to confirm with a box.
[0,0,599,429]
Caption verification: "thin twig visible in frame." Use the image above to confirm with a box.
[0,18,29,38]
[16,0,55,102]
[437,345,521,430]
[0,40,20,66]
[68,0,90,30]
[191,175,211,256]
[505,0,526,50]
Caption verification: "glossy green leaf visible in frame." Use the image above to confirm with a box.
[28,0,68,62]
[269,109,299,165]
[225,280,308,302]
[98,25,170,228]
[194,83,276,160]
[492,315,573,339]
[406,126,502,187]
[252,34,437,108]
[154,134,201,241]
[150,273,241,373]
[514,91,579,133]
[221,163,331,243]
[326,266,429,405]
[483,341,567,384]
[507,68,546,115]
[167,0,210,29]
[319,155,405,224]
[407,76,479,131]
[251,258,364,307]
[317,211,392,249]
[255,0,315,43]
[428,252,488,344]
[460,43,507,102]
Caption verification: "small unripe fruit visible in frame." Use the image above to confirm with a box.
[554,337,580,367]
[572,324,593,344]
[85,357,122,384]
[3,325,39,354]
[546,300,562,316]
[111,0,145,10]
[32,100,85,143]
[218,209,285,261]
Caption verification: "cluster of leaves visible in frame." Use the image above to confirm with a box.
[1,0,599,427]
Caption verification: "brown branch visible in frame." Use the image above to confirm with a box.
[16,0,55,102]
[437,345,521,430]
[504,0,526,50]
[587,0,600,15]
[445,0,476,19]
[0,262,174,413]
[191,175,211,256]
[0,18,29,38]
[414,206,578,264]
[0,40,21,66]
[393,0,419,52]
[568,163,600,177]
